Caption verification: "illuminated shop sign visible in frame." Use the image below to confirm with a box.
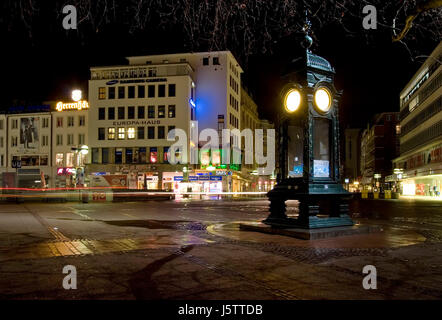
[57,167,76,175]
[112,120,160,126]
[56,101,89,112]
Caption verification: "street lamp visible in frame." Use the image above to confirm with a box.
[264,47,353,229]
[72,89,82,102]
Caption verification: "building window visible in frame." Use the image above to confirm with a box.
[396,125,401,135]
[0,137,3,148]
[98,108,106,120]
[108,127,115,140]
[115,148,123,164]
[168,105,176,118]
[148,126,155,139]
[148,68,157,77]
[203,57,209,65]
[12,119,18,129]
[128,106,135,119]
[137,127,145,139]
[158,126,165,139]
[0,155,3,167]
[128,86,135,98]
[118,86,125,99]
[0,120,3,130]
[42,118,49,128]
[158,105,165,118]
[138,106,145,119]
[126,148,133,163]
[118,107,125,119]
[102,148,109,164]
[108,107,115,120]
[168,125,175,138]
[99,87,106,100]
[67,134,74,145]
[118,127,125,140]
[148,105,155,118]
[168,84,176,97]
[108,87,115,99]
[11,136,18,147]
[127,127,135,139]
[213,57,220,65]
[158,84,166,97]
[150,147,158,163]
[98,128,105,140]
[148,85,155,98]
[138,85,145,98]
[42,135,49,146]
[56,134,63,146]
[56,153,64,166]
[79,115,86,126]
[56,117,63,127]
[78,134,85,145]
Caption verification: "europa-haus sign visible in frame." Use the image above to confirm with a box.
[56,100,89,112]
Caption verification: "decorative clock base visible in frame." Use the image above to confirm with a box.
[264,181,354,229]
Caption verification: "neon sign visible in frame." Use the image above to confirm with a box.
[56,100,89,112]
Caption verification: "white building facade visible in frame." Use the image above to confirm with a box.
[87,51,245,192]
[393,42,442,196]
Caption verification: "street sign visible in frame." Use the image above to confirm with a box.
[12,160,21,169]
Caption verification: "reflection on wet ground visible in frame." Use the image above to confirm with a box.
[207,222,427,249]
[0,235,213,262]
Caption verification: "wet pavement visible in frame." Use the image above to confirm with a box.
[0,198,442,299]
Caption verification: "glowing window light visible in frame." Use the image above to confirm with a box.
[314,87,332,113]
[284,89,301,113]
[127,127,135,139]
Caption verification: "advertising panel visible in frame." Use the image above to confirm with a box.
[19,117,40,153]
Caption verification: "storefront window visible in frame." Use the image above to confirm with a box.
[66,152,74,167]
[91,148,99,164]
[139,147,147,163]
[102,148,109,164]
[56,153,64,166]
[150,147,158,163]
[163,147,169,162]
[126,148,133,163]
[115,148,123,164]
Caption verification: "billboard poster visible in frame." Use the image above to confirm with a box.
[19,117,40,153]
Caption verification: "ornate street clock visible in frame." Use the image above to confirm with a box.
[264,49,354,229]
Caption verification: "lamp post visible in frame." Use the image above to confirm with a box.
[264,22,353,229]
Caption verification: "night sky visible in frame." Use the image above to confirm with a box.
[0,1,439,129]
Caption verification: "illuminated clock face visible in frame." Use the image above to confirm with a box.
[314,88,332,113]
[284,89,301,113]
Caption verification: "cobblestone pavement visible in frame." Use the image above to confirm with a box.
[0,199,441,299]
